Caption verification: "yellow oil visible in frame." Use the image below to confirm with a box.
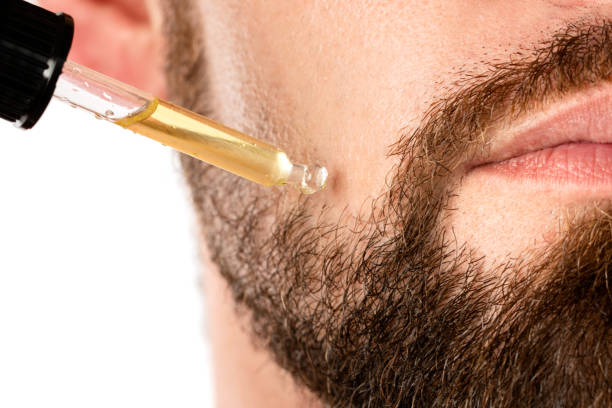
[115,98,293,186]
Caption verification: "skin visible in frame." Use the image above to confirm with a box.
[41,0,612,406]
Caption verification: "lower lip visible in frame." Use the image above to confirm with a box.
[474,143,612,186]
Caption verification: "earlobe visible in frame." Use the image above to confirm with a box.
[39,0,166,97]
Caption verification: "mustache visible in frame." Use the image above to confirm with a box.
[391,20,612,192]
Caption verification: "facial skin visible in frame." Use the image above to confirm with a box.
[41,0,612,406]
[160,1,612,406]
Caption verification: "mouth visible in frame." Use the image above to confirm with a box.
[468,85,612,187]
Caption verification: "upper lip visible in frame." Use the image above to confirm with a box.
[468,84,612,171]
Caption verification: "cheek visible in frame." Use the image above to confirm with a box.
[235,1,564,213]
[200,0,574,224]
[233,3,452,217]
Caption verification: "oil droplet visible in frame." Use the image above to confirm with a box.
[105,109,115,117]
[287,164,328,194]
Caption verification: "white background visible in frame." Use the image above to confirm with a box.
[0,100,214,407]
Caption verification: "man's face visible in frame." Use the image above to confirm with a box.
[164,1,612,406]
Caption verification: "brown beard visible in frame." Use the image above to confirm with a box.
[161,4,612,406]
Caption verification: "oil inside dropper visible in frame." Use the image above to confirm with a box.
[115,98,328,193]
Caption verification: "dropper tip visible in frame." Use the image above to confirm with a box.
[287,164,328,194]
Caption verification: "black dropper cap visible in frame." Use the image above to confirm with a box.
[0,0,74,129]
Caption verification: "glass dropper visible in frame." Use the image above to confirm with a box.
[54,61,328,194]
[0,0,327,195]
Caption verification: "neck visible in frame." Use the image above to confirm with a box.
[201,251,321,408]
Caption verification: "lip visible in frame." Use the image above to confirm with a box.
[468,86,612,185]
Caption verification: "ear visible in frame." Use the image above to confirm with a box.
[39,0,166,97]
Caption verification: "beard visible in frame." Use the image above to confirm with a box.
[161,4,612,406]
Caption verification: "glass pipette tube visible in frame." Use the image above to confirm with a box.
[53,60,328,194]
